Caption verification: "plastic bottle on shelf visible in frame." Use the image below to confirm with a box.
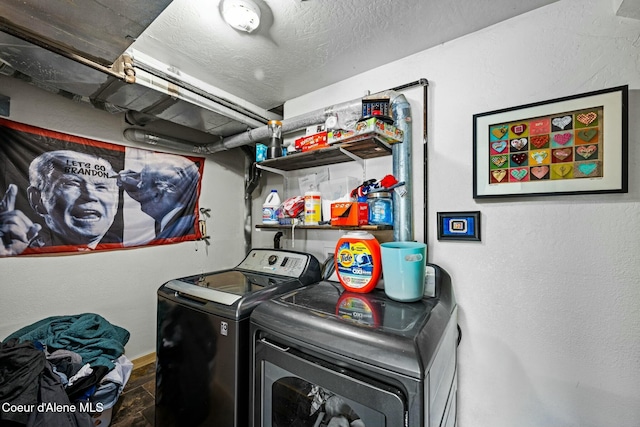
[304,188,322,225]
[367,191,393,226]
[262,190,281,224]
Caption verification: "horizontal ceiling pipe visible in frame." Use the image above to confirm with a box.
[133,68,267,130]
[203,97,363,154]
[123,128,221,154]
[130,51,280,125]
[120,97,362,154]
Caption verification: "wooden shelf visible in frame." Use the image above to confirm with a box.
[256,134,392,172]
[256,224,392,231]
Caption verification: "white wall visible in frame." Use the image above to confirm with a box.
[267,0,640,426]
[0,76,246,359]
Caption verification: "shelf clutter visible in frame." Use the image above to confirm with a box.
[255,106,405,232]
[255,223,392,231]
[256,117,404,172]
[257,175,401,231]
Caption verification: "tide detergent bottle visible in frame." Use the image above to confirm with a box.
[334,231,382,293]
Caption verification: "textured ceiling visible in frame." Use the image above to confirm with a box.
[0,0,564,140]
[130,0,560,111]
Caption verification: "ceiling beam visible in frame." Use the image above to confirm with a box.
[616,0,640,20]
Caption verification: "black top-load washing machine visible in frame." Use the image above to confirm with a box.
[250,263,458,427]
[155,248,321,427]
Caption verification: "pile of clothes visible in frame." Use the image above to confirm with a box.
[0,313,132,427]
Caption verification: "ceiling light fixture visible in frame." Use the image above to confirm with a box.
[221,0,261,33]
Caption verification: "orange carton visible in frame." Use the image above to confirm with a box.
[330,202,368,226]
[295,132,328,152]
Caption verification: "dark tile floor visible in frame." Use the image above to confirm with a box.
[108,362,156,427]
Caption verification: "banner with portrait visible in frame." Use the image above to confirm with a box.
[0,119,204,256]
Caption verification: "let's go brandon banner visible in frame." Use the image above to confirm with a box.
[0,119,204,256]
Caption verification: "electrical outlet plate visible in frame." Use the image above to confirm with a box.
[424,265,436,297]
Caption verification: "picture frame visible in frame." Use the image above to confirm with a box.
[437,211,481,241]
[473,85,628,198]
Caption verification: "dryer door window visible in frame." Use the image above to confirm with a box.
[255,338,406,427]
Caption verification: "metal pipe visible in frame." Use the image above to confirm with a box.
[125,111,160,127]
[421,82,429,245]
[123,128,221,154]
[390,92,413,242]
[241,146,262,254]
[133,68,267,130]
[384,79,429,243]
[204,97,363,154]
[389,78,429,93]
[130,50,279,125]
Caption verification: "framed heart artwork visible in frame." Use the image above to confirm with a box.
[473,85,628,198]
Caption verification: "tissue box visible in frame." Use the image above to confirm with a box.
[331,202,368,226]
[256,143,267,162]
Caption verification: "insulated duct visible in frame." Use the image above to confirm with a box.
[131,66,270,130]
[122,96,362,154]
[241,145,263,254]
[390,92,413,242]
[123,128,222,153]
[126,90,416,241]
[202,97,364,154]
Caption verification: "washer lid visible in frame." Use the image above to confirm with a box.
[165,270,284,305]
[159,248,322,319]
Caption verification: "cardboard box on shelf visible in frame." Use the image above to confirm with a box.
[331,202,368,226]
[327,128,356,144]
[295,131,329,152]
[319,177,361,222]
[354,117,404,143]
[328,118,404,145]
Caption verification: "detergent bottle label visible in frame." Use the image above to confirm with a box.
[336,241,375,290]
[262,190,281,224]
[262,206,277,223]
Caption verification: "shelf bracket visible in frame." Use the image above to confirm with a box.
[338,147,365,167]
[256,163,290,178]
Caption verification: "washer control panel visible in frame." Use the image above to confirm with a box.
[236,249,310,278]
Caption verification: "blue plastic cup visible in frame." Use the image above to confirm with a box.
[380,242,427,302]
